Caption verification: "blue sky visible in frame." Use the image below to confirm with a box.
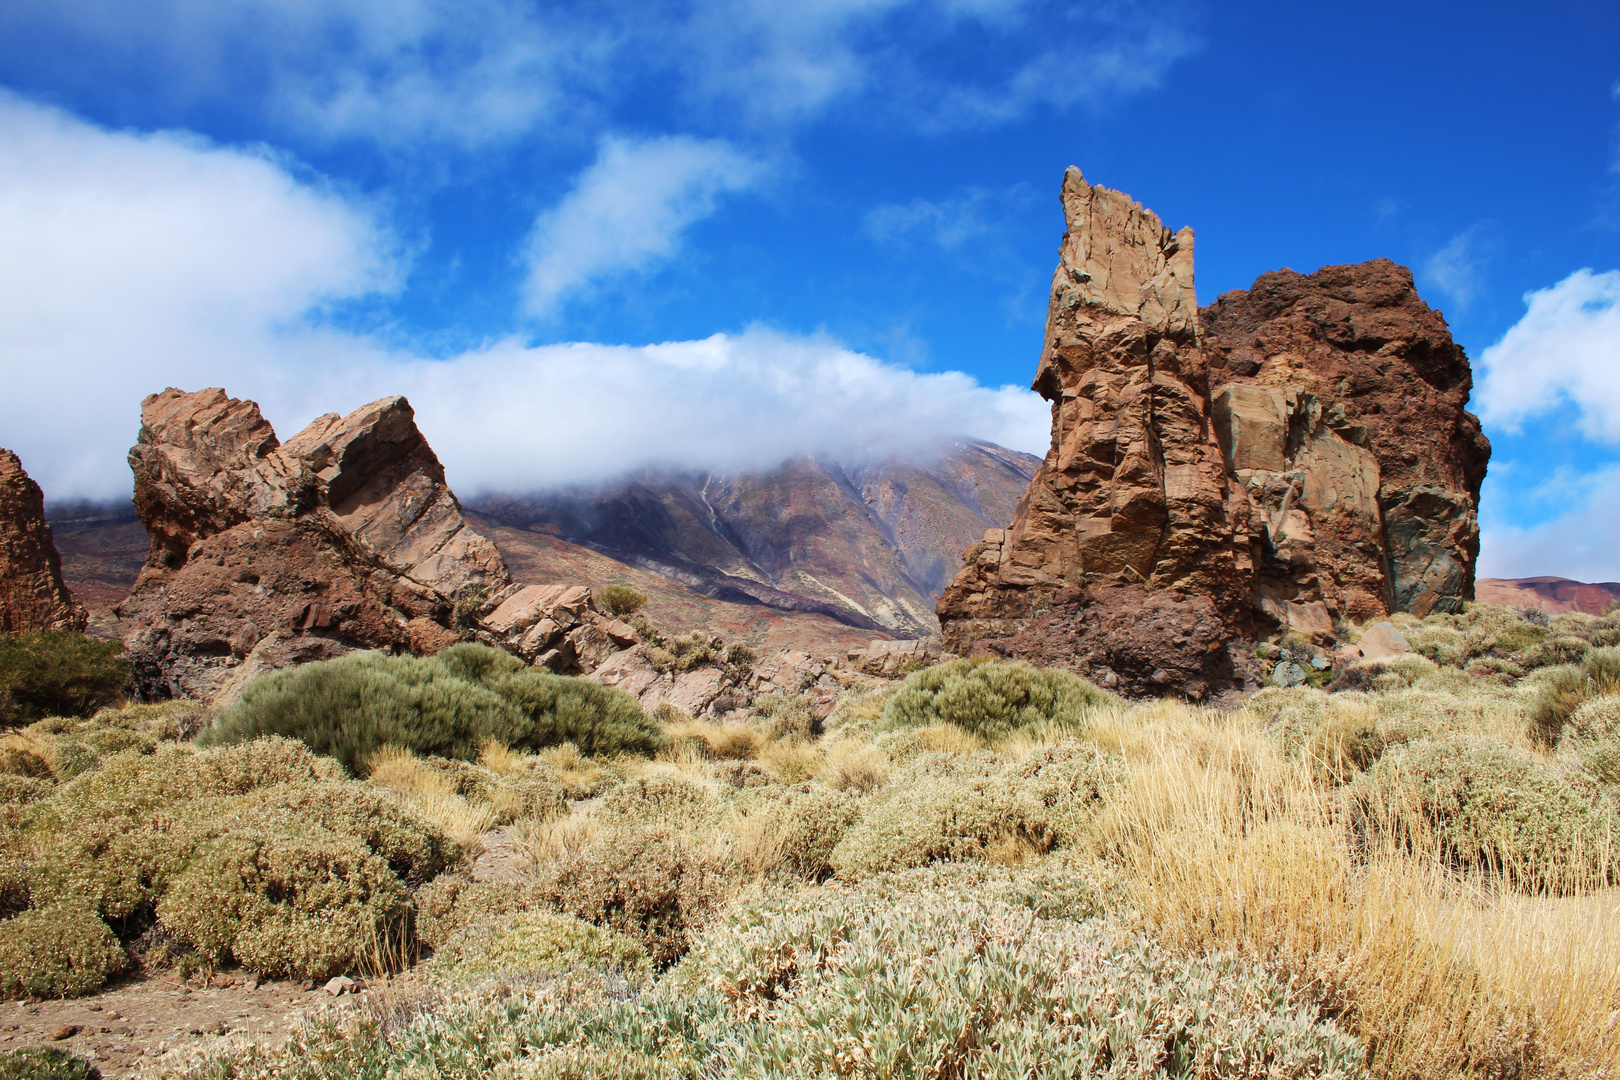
[1,0,1618,579]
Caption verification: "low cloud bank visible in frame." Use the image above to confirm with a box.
[0,93,1047,503]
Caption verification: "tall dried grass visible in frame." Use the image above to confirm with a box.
[1091,702,1620,1078]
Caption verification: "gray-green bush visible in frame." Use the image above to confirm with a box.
[205,645,662,772]
[880,658,1112,741]
[1344,733,1617,893]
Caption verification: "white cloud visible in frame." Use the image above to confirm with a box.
[361,329,1051,494]
[1422,226,1486,311]
[522,135,769,317]
[0,94,1048,504]
[1479,464,1620,582]
[1475,268,1620,441]
[0,92,399,499]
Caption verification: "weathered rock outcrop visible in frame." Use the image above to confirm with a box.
[937,168,1257,698]
[0,449,88,633]
[1202,260,1490,623]
[938,169,1489,697]
[118,388,634,701]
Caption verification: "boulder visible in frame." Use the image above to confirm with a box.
[117,388,628,700]
[0,448,88,633]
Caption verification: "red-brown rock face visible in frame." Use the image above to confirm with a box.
[1201,260,1490,623]
[117,388,632,701]
[0,448,88,633]
[937,169,1490,698]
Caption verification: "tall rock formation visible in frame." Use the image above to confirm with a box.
[937,168,1489,698]
[0,449,89,633]
[118,388,632,701]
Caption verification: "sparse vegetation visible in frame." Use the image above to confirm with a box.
[7,602,1619,1078]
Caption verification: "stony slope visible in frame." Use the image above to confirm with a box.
[469,439,1039,638]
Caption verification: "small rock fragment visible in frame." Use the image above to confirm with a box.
[324,976,355,996]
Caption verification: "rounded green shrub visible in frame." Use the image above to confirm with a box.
[0,1047,102,1080]
[1560,694,1620,784]
[1344,734,1617,893]
[0,904,126,999]
[203,653,528,774]
[156,829,411,979]
[0,631,129,727]
[596,584,648,617]
[1522,635,1591,671]
[206,648,663,771]
[426,910,650,986]
[489,669,664,757]
[880,658,1112,741]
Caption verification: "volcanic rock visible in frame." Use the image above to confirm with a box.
[0,448,89,632]
[937,168,1490,698]
[118,388,630,700]
[1202,259,1490,623]
[937,167,1257,698]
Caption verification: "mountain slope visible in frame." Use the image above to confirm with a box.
[469,439,1040,637]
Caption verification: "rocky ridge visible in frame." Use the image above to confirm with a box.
[117,388,636,701]
[938,167,1489,698]
[0,448,88,633]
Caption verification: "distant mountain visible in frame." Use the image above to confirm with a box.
[1476,577,1620,616]
[468,439,1041,638]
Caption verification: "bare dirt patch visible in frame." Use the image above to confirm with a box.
[0,970,394,1078]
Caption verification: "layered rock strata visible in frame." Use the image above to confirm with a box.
[938,168,1489,697]
[118,388,634,701]
[0,448,89,633]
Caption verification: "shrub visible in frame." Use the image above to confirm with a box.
[596,584,648,617]
[597,773,723,836]
[1344,734,1617,893]
[1560,694,1620,784]
[426,910,650,986]
[733,784,860,881]
[0,904,126,999]
[830,744,1117,880]
[1522,635,1591,671]
[206,648,663,771]
[538,828,731,967]
[1524,652,1620,746]
[490,669,664,757]
[413,875,547,951]
[723,643,754,671]
[753,694,816,741]
[0,1048,101,1080]
[0,631,128,726]
[155,829,411,979]
[671,888,1364,1080]
[205,653,527,773]
[880,658,1111,741]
